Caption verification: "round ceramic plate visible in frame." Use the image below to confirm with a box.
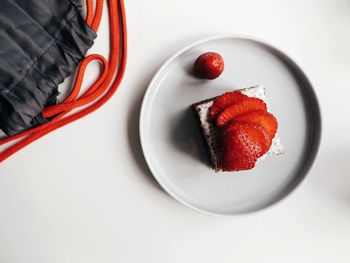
[140,36,321,215]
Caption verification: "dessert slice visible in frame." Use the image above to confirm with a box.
[192,85,284,172]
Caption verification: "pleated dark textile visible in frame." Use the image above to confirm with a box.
[0,0,96,135]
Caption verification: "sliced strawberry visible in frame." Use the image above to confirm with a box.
[233,110,278,139]
[209,91,248,120]
[216,98,267,127]
[220,122,271,171]
[222,149,257,171]
[223,121,271,156]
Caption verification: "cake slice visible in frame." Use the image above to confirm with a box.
[192,85,284,172]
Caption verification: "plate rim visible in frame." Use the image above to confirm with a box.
[139,34,322,216]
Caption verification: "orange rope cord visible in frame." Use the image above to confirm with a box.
[0,0,127,162]
[86,0,94,26]
[91,0,104,31]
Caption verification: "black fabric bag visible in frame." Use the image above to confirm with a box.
[0,0,96,135]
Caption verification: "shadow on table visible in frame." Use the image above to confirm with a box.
[309,146,350,202]
[126,73,165,194]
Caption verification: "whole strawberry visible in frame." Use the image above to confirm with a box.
[193,52,224,80]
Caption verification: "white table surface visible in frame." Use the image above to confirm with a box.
[0,0,349,262]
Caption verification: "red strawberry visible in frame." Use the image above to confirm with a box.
[193,52,224,80]
[224,121,271,156]
[222,147,257,171]
[216,98,267,127]
[209,91,248,120]
[232,110,278,139]
[220,122,270,171]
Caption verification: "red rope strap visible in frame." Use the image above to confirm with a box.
[0,0,127,163]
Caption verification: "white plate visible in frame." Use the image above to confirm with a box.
[140,36,321,215]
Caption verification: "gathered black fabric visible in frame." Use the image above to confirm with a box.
[0,0,96,135]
